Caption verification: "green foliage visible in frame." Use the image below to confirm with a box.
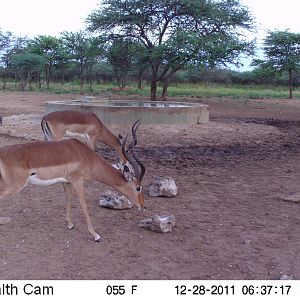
[27,35,61,88]
[28,35,60,58]
[107,38,136,87]
[252,30,300,98]
[11,53,47,91]
[253,31,300,72]
[0,29,13,50]
[11,53,46,72]
[86,0,256,100]
[60,31,104,93]
[264,31,300,72]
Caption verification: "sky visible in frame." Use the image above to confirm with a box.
[0,0,100,37]
[238,0,300,70]
[242,0,299,34]
[0,0,299,69]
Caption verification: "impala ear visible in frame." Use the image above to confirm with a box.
[123,165,133,182]
[119,134,125,144]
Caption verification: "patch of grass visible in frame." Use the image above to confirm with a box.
[2,81,300,99]
[165,84,300,99]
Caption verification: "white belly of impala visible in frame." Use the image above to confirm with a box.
[65,130,89,141]
[28,174,68,186]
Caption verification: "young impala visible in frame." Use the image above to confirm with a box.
[0,121,145,242]
[41,110,128,167]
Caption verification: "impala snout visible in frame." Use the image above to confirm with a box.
[136,190,146,211]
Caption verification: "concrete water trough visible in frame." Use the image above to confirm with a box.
[45,97,209,125]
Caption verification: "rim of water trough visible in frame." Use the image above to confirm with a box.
[45,97,209,125]
[46,97,207,108]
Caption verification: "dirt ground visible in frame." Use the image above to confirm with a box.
[0,91,300,280]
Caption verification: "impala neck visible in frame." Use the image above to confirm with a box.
[91,154,130,192]
[97,123,127,164]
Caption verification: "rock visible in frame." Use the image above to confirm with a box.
[282,192,300,203]
[99,190,133,209]
[148,176,178,197]
[0,217,12,225]
[280,274,295,280]
[139,215,176,233]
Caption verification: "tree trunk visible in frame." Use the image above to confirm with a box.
[89,67,93,92]
[2,72,7,90]
[288,69,293,99]
[161,76,170,101]
[80,60,84,95]
[61,67,66,85]
[150,79,157,101]
[138,70,143,89]
[150,64,160,101]
[36,70,42,89]
[45,64,50,90]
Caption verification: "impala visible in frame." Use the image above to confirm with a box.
[41,110,128,166]
[0,122,145,242]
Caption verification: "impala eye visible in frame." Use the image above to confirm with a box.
[136,187,141,192]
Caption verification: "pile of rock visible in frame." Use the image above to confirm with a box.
[148,176,178,197]
[99,190,133,210]
[0,217,12,225]
[98,176,178,233]
[139,215,176,233]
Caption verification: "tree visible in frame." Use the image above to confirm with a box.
[252,30,300,99]
[85,36,105,92]
[11,53,46,91]
[107,38,135,88]
[1,35,29,89]
[0,29,13,51]
[87,0,255,100]
[61,31,103,94]
[53,41,72,84]
[0,29,13,89]
[61,31,90,94]
[28,35,60,89]
[131,42,149,89]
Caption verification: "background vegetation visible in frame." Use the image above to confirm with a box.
[0,0,299,100]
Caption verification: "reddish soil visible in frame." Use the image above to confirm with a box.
[0,91,300,280]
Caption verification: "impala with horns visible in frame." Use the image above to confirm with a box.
[0,122,145,242]
[41,110,128,167]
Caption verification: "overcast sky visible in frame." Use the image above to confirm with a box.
[0,0,99,37]
[0,0,299,37]
[242,0,299,33]
[0,0,299,70]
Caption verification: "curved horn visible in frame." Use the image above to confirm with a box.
[131,119,141,146]
[121,120,145,184]
[131,150,145,183]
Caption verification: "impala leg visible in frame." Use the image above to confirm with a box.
[63,182,74,230]
[71,179,101,242]
[86,134,97,151]
[0,174,28,199]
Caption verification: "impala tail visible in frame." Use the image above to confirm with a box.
[41,119,52,141]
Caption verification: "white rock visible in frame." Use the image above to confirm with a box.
[0,217,12,225]
[280,274,294,280]
[282,192,300,203]
[148,176,178,197]
[99,190,133,209]
[139,215,176,233]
